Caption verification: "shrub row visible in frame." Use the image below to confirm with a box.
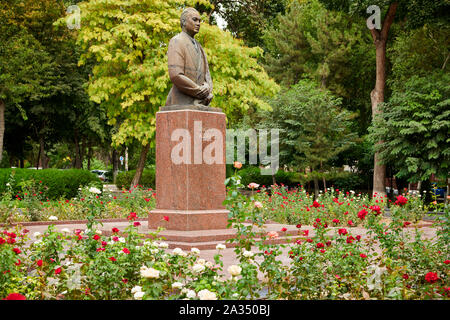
[115,169,156,189]
[0,168,102,200]
[232,166,368,192]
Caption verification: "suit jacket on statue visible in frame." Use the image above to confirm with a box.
[165,31,213,106]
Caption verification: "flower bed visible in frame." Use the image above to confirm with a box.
[1,168,448,300]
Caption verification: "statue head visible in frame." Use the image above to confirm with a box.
[180,7,201,37]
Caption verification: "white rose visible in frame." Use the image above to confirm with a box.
[191,247,200,255]
[158,242,169,248]
[243,250,254,258]
[134,291,145,300]
[172,248,187,257]
[227,265,242,277]
[172,282,183,289]
[95,230,102,235]
[48,216,58,221]
[119,237,125,243]
[216,243,226,250]
[61,228,71,234]
[192,264,206,274]
[140,266,160,279]
[197,258,206,265]
[205,261,213,268]
[186,290,196,299]
[89,187,102,194]
[33,232,42,238]
[131,286,142,294]
[198,289,217,300]
[6,183,10,187]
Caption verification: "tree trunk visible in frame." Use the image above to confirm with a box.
[0,100,4,164]
[112,149,119,184]
[370,2,398,197]
[73,128,82,169]
[87,142,93,171]
[314,175,319,200]
[39,136,49,169]
[131,143,150,189]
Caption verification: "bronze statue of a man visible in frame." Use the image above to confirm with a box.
[165,8,213,107]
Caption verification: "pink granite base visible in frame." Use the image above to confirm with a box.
[150,107,229,233]
[148,209,229,231]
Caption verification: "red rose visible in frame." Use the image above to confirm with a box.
[338,228,348,235]
[357,209,368,220]
[306,238,313,243]
[93,234,100,241]
[13,248,21,254]
[112,228,119,233]
[359,253,367,259]
[134,222,141,227]
[332,219,340,224]
[312,201,320,208]
[37,259,43,267]
[347,220,354,226]
[395,195,408,206]
[403,221,411,228]
[303,230,309,236]
[127,212,137,221]
[296,224,302,228]
[281,227,287,232]
[55,267,62,275]
[356,235,361,241]
[425,272,439,284]
[96,248,105,252]
[0,237,5,244]
[112,236,119,242]
[316,242,325,248]
[14,259,21,266]
[346,236,355,244]
[122,248,130,254]
[402,274,409,280]
[444,260,450,265]
[163,216,169,222]
[109,257,117,262]
[3,293,26,300]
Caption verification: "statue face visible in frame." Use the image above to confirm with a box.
[183,11,201,37]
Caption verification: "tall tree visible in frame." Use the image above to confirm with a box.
[263,79,357,197]
[369,71,449,183]
[76,0,279,186]
[0,14,55,163]
[318,0,450,195]
[207,0,288,48]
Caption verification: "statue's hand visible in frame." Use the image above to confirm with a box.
[196,83,210,99]
[203,93,213,106]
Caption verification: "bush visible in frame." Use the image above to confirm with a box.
[0,168,102,200]
[237,166,297,188]
[115,169,155,189]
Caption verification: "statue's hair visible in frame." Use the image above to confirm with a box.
[180,7,200,29]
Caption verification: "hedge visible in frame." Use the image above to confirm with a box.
[115,169,156,189]
[0,168,102,200]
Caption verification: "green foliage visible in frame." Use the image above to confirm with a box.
[389,23,450,85]
[263,0,366,93]
[211,0,289,49]
[263,79,357,171]
[0,169,102,200]
[116,169,156,189]
[369,71,450,182]
[75,0,279,149]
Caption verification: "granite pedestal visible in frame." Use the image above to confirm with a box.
[148,105,229,234]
